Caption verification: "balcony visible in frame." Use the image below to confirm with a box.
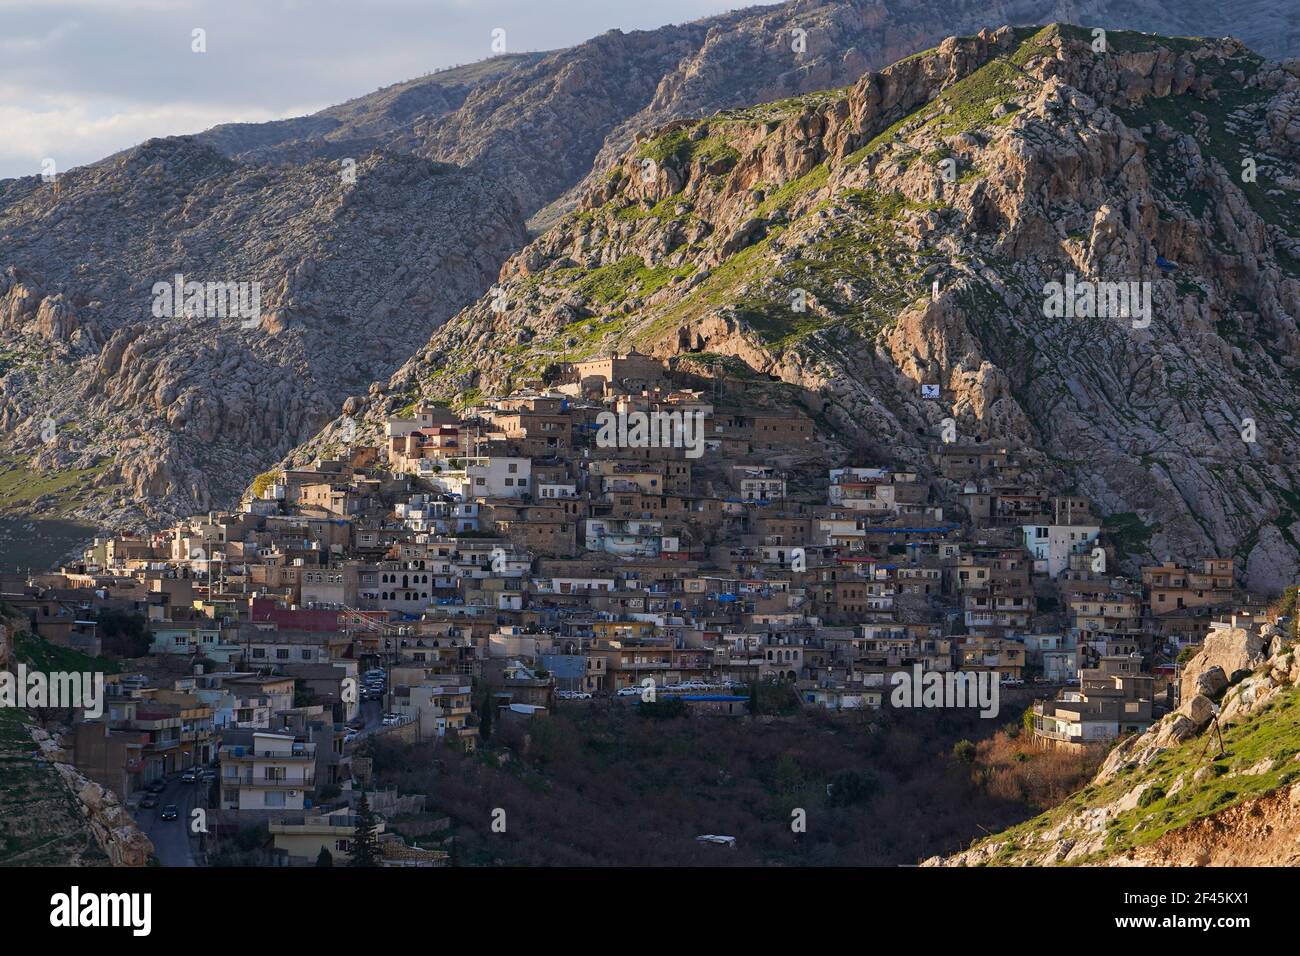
[224,747,316,761]
[222,772,315,788]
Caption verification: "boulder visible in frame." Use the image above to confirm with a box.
[1191,666,1228,699]
[1180,628,1269,702]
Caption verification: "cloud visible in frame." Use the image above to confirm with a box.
[0,0,762,179]
[0,95,322,179]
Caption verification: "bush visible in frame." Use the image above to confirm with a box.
[638,698,687,720]
[952,740,977,763]
[827,768,878,807]
[234,824,266,852]
[1137,786,1165,808]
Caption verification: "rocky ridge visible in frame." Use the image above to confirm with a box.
[194,0,1300,228]
[0,140,526,528]
[296,24,1300,591]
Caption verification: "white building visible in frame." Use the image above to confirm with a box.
[426,456,531,499]
[1022,523,1100,578]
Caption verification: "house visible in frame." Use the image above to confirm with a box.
[1032,654,1154,749]
[219,730,317,813]
[269,807,384,865]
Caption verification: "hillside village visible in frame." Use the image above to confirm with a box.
[0,348,1281,865]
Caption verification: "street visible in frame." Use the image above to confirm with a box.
[134,775,201,867]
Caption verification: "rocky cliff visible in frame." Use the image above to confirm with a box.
[299,24,1300,591]
[0,139,525,528]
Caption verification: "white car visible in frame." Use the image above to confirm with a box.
[616,686,641,697]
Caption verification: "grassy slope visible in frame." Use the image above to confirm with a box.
[966,678,1300,865]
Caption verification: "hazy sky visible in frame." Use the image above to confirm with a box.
[0,0,768,180]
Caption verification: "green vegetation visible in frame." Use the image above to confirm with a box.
[636,127,740,172]
[1102,512,1157,561]
[717,86,851,123]
[755,163,830,217]
[1112,44,1293,255]
[14,629,122,676]
[0,459,107,515]
[553,254,696,307]
[365,702,1041,866]
[968,686,1300,864]
[249,469,280,499]
[0,708,109,865]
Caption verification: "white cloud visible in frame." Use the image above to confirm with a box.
[0,95,322,178]
[0,0,770,179]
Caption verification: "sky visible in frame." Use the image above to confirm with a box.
[0,0,768,180]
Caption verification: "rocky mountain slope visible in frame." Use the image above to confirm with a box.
[929,609,1300,865]
[300,24,1300,591]
[4,2,1299,544]
[0,140,525,528]
[193,0,1300,229]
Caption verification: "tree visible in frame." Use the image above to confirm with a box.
[478,690,493,741]
[952,739,977,764]
[349,793,380,867]
[315,847,334,867]
[827,768,877,807]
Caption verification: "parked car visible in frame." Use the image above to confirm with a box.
[139,795,159,810]
[160,804,179,821]
[616,686,641,697]
[146,779,166,793]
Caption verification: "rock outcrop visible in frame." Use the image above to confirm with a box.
[28,726,155,867]
[1180,625,1276,701]
[930,614,1299,866]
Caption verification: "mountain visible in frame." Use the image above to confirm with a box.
[194,0,1300,229]
[4,0,1300,543]
[0,140,525,528]
[296,24,1300,592]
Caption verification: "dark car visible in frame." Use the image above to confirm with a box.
[146,779,167,793]
[160,804,179,821]
[139,795,159,810]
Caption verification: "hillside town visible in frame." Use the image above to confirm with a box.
[0,351,1273,865]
